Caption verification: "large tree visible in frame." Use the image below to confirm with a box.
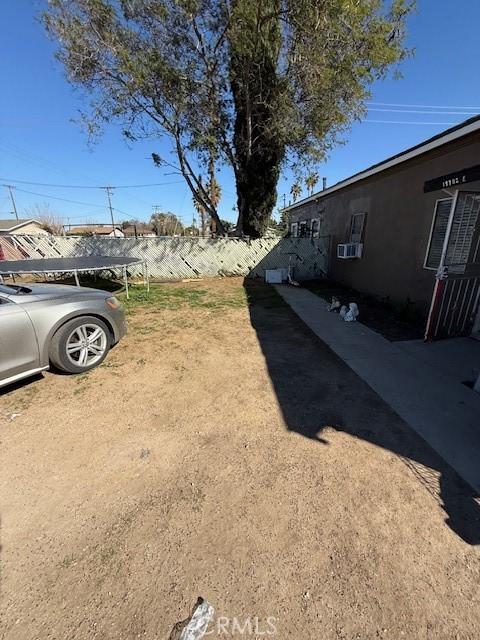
[150,210,184,235]
[44,0,413,238]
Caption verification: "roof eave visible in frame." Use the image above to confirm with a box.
[1,218,41,232]
[283,114,480,212]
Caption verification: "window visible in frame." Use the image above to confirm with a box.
[311,219,320,238]
[349,213,366,243]
[445,192,480,266]
[299,221,308,237]
[290,222,298,237]
[424,198,452,270]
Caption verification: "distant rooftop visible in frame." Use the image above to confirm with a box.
[67,225,122,235]
[0,218,40,231]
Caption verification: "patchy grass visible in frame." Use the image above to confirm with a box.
[59,554,76,569]
[99,547,116,564]
[243,280,286,309]
[136,325,156,335]
[119,281,248,314]
[101,360,123,369]
[75,372,91,384]
[2,384,39,412]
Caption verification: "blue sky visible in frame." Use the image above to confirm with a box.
[1,0,480,227]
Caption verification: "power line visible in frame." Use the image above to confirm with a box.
[0,177,184,189]
[10,186,112,208]
[367,101,480,111]
[365,120,458,125]
[9,186,130,216]
[369,108,480,115]
[56,212,109,220]
[0,141,92,180]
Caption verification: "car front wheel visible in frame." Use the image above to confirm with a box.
[50,316,111,373]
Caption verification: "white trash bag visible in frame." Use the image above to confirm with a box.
[343,302,359,322]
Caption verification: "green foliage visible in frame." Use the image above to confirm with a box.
[305,172,319,196]
[121,219,154,235]
[150,211,184,236]
[229,0,285,237]
[44,0,414,238]
[220,219,235,232]
[279,207,291,232]
[290,181,302,203]
[183,225,199,236]
[192,171,222,235]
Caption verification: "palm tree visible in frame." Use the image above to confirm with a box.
[290,182,302,203]
[192,160,222,235]
[305,172,319,196]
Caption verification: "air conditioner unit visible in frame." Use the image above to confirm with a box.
[337,243,363,259]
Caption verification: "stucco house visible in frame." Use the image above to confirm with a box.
[0,219,49,236]
[283,115,480,340]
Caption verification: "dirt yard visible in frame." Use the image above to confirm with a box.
[1,277,479,639]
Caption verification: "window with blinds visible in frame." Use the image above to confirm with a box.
[445,192,480,267]
[424,199,452,270]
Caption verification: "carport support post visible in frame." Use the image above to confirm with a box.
[74,270,80,287]
[144,260,150,293]
[124,266,129,299]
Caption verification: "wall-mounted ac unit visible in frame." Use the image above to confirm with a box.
[337,243,363,259]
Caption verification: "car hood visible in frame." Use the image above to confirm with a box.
[5,283,110,302]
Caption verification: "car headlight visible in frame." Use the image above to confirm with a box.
[105,296,122,310]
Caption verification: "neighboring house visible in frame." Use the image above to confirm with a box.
[0,219,49,236]
[122,224,156,237]
[67,225,125,237]
[284,115,480,340]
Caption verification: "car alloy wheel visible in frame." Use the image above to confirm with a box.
[65,323,108,368]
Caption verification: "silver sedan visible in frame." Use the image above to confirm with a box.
[0,282,127,389]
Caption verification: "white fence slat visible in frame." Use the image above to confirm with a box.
[1,235,329,281]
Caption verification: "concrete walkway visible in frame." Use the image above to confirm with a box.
[275,285,480,493]
[397,337,480,385]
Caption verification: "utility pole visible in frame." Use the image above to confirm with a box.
[4,185,19,220]
[104,187,116,234]
[152,205,162,236]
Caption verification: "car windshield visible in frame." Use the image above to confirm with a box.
[0,283,31,294]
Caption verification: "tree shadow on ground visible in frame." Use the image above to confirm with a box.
[243,279,480,545]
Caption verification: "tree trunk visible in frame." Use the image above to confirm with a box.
[208,154,218,236]
[233,137,283,238]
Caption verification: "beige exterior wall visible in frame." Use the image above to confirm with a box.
[290,131,480,313]
[0,222,49,236]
